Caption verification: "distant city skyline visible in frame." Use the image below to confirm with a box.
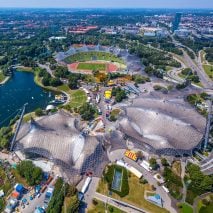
[0,0,212,9]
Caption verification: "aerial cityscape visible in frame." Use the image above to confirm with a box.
[0,1,212,213]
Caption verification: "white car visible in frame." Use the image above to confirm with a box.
[37,193,41,198]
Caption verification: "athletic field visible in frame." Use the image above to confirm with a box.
[77,62,106,71]
[68,61,119,73]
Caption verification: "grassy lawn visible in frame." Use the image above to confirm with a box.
[203,65,213,79]
[178,203,193,213]
[172,161,182,177]
[23,112,36,122]
[166,66,172,72]
[199,203,213,213]
[77,62,106,71]
[196,193,213,213]
[64,51,125,64]
[88,199,125,213]
[57,84,87,110]
[97,174,169,213]
[66,88,87,109]
[0,70,6,83]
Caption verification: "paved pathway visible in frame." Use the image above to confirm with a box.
[181,161,187,203]
[95,192,147,213]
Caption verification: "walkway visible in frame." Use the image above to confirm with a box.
[181,161,187,203]
[95,192,147,213]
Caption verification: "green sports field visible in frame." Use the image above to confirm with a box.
[77,62,106,71]
[63,51,125,64]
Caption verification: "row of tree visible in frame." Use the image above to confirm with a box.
[47,178,80,213]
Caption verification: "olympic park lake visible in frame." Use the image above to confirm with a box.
[0,71,54,127]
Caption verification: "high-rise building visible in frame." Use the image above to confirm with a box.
[172,13,182,32]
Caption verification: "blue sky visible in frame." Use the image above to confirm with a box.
[0,0,212,9]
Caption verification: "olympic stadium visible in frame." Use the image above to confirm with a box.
[15,111,108,183]
[55,44,142,74]
[116,97,207,156]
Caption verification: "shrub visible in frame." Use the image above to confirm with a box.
[92,199,98,206]
[35,108,44,117]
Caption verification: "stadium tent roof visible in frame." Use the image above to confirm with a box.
[15,111,105,174]
[119,98,206,155]
[46,105,55,111]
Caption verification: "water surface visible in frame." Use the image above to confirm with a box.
[0,71,53,126]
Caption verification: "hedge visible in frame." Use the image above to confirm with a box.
[104,164,129,197]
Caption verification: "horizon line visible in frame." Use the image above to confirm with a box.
[0,7,212,10]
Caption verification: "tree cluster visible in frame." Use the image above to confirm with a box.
[181,68,200,83]
[0,126,13,149]
[39,69,62,87]
[79,103,96,121]
[17,161,42,186]
[163,167,183,200]
[132,74,150,84]
[112,87,127,102]
[187,163,213,195]
[47,178,80,213]
[205,48,213,62]
[35,108,44,117]
[149,158,158,170]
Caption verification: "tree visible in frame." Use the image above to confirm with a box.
[17,161,42,186]
[149,158,158,170]
[136,151,143,160]
[38,69,46,77]
[144,66,154,75]
[92,70,99,76]
[79,103,96,121]
[67,195,80,213]
[50,78,62,87]
[68,76,78,90]
[161,158,169,167]
[187,163,213,194]
[0,126,13,149]
[66,184,77,197]
[42,76,50,86]
[35,108,44,117]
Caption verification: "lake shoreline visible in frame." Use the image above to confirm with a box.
[16,68,70,105]
[0,76,10,85]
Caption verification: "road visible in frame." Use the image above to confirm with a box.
[78,176,100,211]
[170,35,212,89]
[95,192,147,213]
[181,49,212,89]
[22,177,57,213]
[21,191,46,213]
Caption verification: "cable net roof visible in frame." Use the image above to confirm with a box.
[15,111,106,176]
[119,98,206,154]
